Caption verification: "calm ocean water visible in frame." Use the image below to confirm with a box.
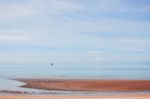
[0,65,150,80]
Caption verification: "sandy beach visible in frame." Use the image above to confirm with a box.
[1,94,150,99]
[18,79,150,91]
[1,79,150,99]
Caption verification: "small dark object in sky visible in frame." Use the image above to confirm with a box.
[51,63,53,66]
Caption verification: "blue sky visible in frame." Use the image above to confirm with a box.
[0,0,150,68]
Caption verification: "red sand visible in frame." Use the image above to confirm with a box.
[18,79,150,91]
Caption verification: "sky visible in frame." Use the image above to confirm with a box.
[0,0,150,68]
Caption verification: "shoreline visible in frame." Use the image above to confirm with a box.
[1,78,150,98]
[17,79,150,92]
[1,94,150,99]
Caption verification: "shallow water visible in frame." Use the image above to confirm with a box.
[0,77,49,93]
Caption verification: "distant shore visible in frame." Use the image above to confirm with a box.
[17,79,150,92]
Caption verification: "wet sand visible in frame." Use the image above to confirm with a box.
[18,79,150,91]
[0,94,150,99]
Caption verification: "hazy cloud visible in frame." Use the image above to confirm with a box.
[0,0,150,66]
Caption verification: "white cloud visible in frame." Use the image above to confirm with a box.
[52,16,150,34]
[0,3,36,19]
[0,0,84,19]
[92,0,150,13]
[0,27,149,52]
[0,35,29,43]
[0,0,150,34]
[0,0,149,20]
[122,47,146,52]
[0,51,104,64]
[0,0,149,65]
[0,48,149,65]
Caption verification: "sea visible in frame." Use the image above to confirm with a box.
[0,64,150,95]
